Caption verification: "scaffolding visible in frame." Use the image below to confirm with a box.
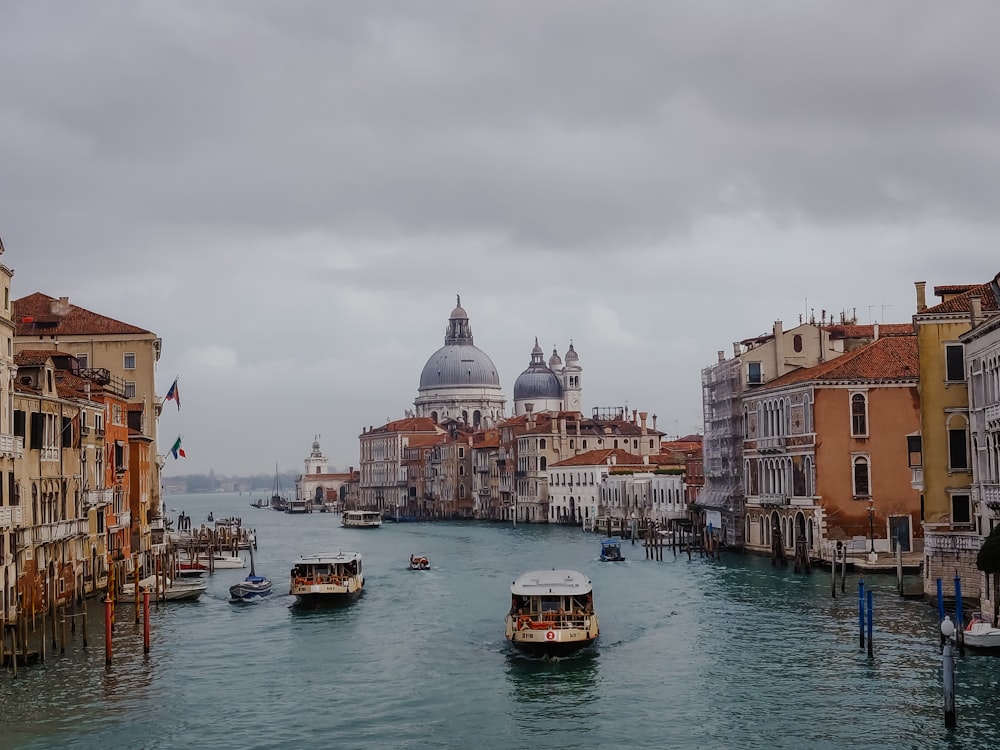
[700,354,745,547]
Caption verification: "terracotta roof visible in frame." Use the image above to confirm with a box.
[824,323,913,338]
[14,352,54,367]
[405,434,447,448]
[367,417,441,434]
[551,448,644,468]
[758,335,919,389]
[14,293,153,336]
[922,273,1000,315]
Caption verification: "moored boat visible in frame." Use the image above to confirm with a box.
[342,510,382,528]
[964,612,1000,649]
[409,554,430,570]
[122,575,207,601]
[290,551,364,606]
[599,538,625,561]
[505,569,598,657]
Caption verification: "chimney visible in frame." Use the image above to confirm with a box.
[733,342,741,358]
[773,320,784,377]
[970,295,983,328]
[639,412,648,435]
[717,350,725,363]
[915,281,927,312]
[873,323,879,340]
[652,414,658,431]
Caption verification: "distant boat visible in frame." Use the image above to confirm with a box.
[964,612,1000,650]
[599,538,625,562]
[270,463,289,512]
[505,569,599,657]
[342,510,382,528]
[122,575,206,602]
[409,554,430,570]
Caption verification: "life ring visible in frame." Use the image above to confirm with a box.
[517,616,531,630]
[545,630,556,641]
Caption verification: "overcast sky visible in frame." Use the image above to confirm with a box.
[3,2,999,477]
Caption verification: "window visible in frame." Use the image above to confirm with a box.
[748,362,763,385]
[945,344,965,382]
[907,435,922,467]
[853,456,870,497]
[124,381,136,399]
[793,334,803,353]
[77,353,88,369]
[851,393,868,437]
[123,352,136,370]
[948,425,969,470]
[952,494,971,524]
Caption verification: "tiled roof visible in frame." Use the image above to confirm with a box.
[824,323,913,338]
[370,417,441,434]
[551,448,644,468]
[14,352,54,367]
[405,434,446,448]
[757,334,919,389]
[923,273,1000,315]
[13,293,152,336]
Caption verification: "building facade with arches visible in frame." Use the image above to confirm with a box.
[741,332,921,563]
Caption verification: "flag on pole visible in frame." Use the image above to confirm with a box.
[164,377,181,410]
[170,436,186,459]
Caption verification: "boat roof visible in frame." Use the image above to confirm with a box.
[344,510,381,516]
[510,569,592,596]
[293,551,362,565]
[600,538,621,545]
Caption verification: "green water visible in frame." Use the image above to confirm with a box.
[2,492,999,749]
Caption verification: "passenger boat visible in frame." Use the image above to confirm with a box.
[964,612,1000,649]
[409,554,430,570]
[122,575,207,601]
[342,510,382,528]
[505,569,599,657]
[599,538,625,561]
[230,547,272,602]
[286,498,311,514]
[290,551,364,606]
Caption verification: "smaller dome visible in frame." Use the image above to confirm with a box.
[565,343,579,363]
[450,294,468,320]
[548,346,563,368]
[513,369,562,401]
[312,439,320,450]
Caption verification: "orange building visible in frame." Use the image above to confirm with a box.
[742,332,921,561]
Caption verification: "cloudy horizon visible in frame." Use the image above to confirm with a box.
[3,2,999,475]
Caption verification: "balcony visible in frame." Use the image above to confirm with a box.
[757,493,790,507]
[910,467,924,491]
[108,511,132,531]
[32,519,88,544]
[0,506,23,528]
[982,483,1000,512]
[924,532,982,553]
[40,446,59,462]
[756,436,786,453]
[84,488,114,508]
[0,433,24,459]
[987,403,1000,428]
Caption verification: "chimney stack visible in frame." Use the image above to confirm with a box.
[915,281,927,312]
[639,412,648,435]
[717,350,725,363]
[970,295,983,328]
[873,323,879,340]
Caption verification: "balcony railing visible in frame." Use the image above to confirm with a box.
[40,446,59,462]
[986,403,1000,427]
[757,493,790,506]
[924,532,982,553]
[911,467,924,491]
[32,519,88,544]
[757,436,786,453]
[108,511,132,531]
[0,433,24,459]
[982,483,1000,511]
[84,488,114,508]
[0,506,23,528]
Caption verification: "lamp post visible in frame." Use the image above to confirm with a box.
[867,501,876,554]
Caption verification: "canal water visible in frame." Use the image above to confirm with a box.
[3,492,1000,749]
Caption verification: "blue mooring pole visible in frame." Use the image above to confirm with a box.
[858,577,866,650]
[866,589,874,659]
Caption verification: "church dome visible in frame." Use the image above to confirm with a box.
[548,346,563,368]
[418,296,502,390]
[565,342,579,363]
[513,338,563,400]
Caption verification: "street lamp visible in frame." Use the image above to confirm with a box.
[867,501,876,554]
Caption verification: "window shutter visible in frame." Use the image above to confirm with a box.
[30,412,44,450]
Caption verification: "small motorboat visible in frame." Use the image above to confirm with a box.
[505,569,599,657]
[409,554,430,570]
[599,538,625,562]
[964,612,1000,649]
[230,546,272,602]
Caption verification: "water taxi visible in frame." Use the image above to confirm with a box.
[505,569,599,657]
[289,551,364,606]
[599,538,625,561]
[342,510,382,528]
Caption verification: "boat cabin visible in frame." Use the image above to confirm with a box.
[291,552,361,583]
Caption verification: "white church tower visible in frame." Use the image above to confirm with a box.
[304,436,328,475]
[561,342,582,413]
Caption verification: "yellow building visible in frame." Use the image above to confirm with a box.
[913,274,1000,600]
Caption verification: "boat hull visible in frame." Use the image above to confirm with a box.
[230,579,273,601]
[964,624,1000,649]
[290,576,364,606]
[505,615,599,658]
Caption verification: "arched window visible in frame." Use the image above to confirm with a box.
[946,413,970,471]
[853,456,870,497]
[851,393,868,436]
[539,438,546,449]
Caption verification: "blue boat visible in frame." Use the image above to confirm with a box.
[230,547,272,601]
[599,538,625,562]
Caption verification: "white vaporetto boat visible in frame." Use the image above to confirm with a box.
[964,612,1000,650]
[505,569,599,657]
[342,510,382,528]
[122,575,207,602]
[290,551,364,606]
